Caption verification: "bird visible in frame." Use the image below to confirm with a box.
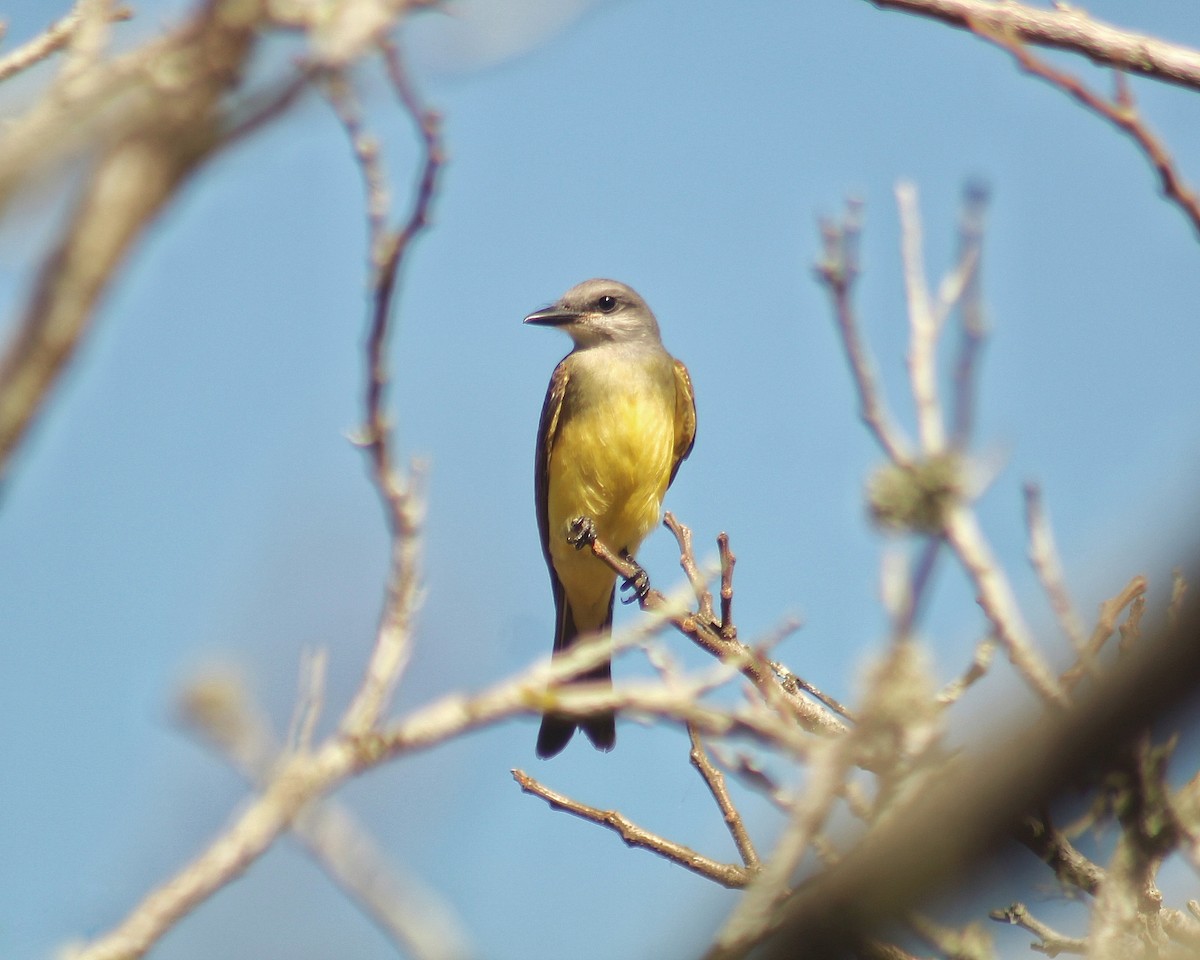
[525,278,697,758]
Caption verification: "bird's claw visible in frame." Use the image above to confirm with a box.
[567,516,597,550]
[620,562,650,605]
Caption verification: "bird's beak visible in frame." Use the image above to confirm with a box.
[524,306,580,326]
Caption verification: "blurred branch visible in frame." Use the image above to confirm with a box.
[864,0,1200,94]
[896,182,945,454]
[821,185,1066,706]
[948,182,987,450]
[0,0,131,84]
[1059,574,1148,692]
[177,669,472,960]
[1011,810,1103,897]
[0,0,261,494]
[989,902,1086,956]
[1024,482,1087,654]
[815,202,913,465]
[935,634,994,705]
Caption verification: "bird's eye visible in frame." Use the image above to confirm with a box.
[596,295,618,313]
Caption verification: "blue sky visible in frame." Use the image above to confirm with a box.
[3,1,1200,957]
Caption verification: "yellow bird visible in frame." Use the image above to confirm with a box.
[526,279,697,757]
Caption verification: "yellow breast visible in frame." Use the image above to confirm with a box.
[546,385,675,625]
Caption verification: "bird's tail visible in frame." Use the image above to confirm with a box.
[536,589,616,758]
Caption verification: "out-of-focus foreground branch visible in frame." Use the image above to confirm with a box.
[0,0,435,495]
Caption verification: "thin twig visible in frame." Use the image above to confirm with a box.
[772,665,856,722]
[1168,569,1189,636]
[1118,593,1146,654]
[1024,482,1087,655]
[286,647,328,753]
[1059,574,1148,692]
[949,182,988,450]
[816,204,913,464]
[707,735,859,959]
[885,537,943,642]
[897,182,945,454]
[718,531,736,640]
[936,635,996,706]
[942,502,1068,707]
[512,769,753,888]
[664,511,714,621]
[340,39,443,735]
[688,724,760,870]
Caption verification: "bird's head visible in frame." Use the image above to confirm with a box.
[524,278,662,348]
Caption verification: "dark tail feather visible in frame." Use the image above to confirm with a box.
[537,587,616,758]
[579,656,615,751]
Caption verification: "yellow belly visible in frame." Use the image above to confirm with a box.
[547,390,674,630]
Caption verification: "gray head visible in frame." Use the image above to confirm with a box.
[524,278,662,349]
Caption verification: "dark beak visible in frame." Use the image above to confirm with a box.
[524,306,580,326]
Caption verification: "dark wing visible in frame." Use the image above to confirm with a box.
[535,360,571,572]
[669,358,697,486]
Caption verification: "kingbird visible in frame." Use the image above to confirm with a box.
[526,278,697,758]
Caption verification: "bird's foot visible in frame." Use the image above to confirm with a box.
[619,552,650,604]
[567,516,598,550]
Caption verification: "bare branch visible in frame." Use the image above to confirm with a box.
[0,0,131,84]
[708,735,859,958]
[771,665,856,723]
[579,517,849,737]
[177,671,472,960]
[1012,811,1104,897]
[664,511,715,620]
[864,0,1200,94]
[689,724,760,870]
[949,182,988,450]
[942,501,1067,706]
[936,634,995,706]
[1024,482,1087,654]
[718,531,737,641]
[816,203,913,464]
[340,38,444,736]
[513,769,753,888]
[897,182,946,454]
[1060,574,1148,692]
[989,902,1086,956]
[0,1,258,492]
